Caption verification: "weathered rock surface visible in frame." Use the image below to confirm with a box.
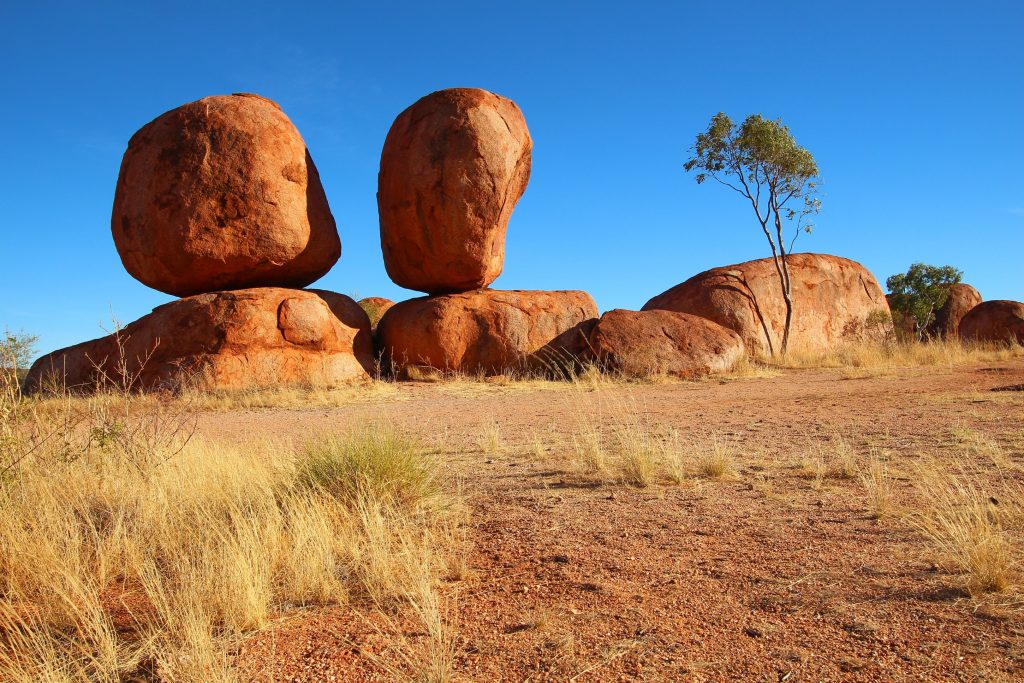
[26,288,372,392]
[358,297,396,328]
[928,283,982,338]
[112,93,340,297]
[376,290,596,376]
[958,300,1024,344]
[586,309,744,378]
[377,88,532,294]
[643,254,890,356]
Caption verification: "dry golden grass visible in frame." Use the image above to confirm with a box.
[770,338,1023,372]
[0,356,462,682]
[860,449,894,519]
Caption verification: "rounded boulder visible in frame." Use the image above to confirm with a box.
[927,283,982,338]
[643,254,891,356]
[376,290,596,377]
[377,88,532,294]
[112,93,340,297]
[958,300,1024,344]
[587,309,745,378]
[26,288,372,392]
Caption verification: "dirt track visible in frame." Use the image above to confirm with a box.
[203,361,1024,682]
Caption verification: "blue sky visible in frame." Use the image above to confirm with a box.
[2,1,1022,355]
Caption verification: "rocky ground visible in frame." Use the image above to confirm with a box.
[200,360,1024,682]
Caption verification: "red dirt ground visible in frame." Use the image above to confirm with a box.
[204,360,1024,682]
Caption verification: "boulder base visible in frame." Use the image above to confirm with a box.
[587,309,744,378]
[112,93,340,297]
[377,88,532,294]
[928,284,982,338]
[958,300,1024,344]
[643,254,890,356]
[376,290,597,376]
[27,288,372,392]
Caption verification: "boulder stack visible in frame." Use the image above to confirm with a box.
[375,88,595,376]
[643,254,890,356]
[28,94,371,393]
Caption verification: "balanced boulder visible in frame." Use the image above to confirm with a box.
[377,290,596,377]
[958,300,1024,344]
[643,254,890,356]
[377,88,532,294]
[587,309,744,378]
[26,288,372,392]
[928,283,982,338]
[112,93,340,297]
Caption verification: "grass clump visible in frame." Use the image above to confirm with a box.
[908,456,1023,598]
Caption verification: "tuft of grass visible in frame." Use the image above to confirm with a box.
[860,449,894,519]
[908,457,1023,598]
[295,424,439,508]
[697,435,736,480]
[477,422,503,456]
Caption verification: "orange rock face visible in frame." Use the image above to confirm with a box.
[587,309,744,378]
[26,288,372,392]
[358,297,396,328]
[928,283,982,338]
[643,254,890,356]
[112,94,340,297]
[377,88,532,294]
[958,300,1024,344]
[376,290,597,376]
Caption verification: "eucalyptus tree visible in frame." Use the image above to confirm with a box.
[684,113,821,355]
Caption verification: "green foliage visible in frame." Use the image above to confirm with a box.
[886,263,963,340]
[684,112,822,354]
[1,329,38,370]
[294,424,438,508]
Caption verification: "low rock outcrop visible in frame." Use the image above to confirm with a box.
[928,283,982,338]
[376,290,597,377]
[358,297,396,328]
[958,300,1024,344]
[587,309,744,378]
[27,288,372,392]
[377,88,532,294]
[643,254,890,356]
[112,93,340,297]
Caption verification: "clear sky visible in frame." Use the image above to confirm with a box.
[2,1,1022,356]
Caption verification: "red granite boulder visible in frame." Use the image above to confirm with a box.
[587,309,744,378]
[26,288,372,392]
[112,94,340,297]
[376,290,596,377]
[377,88,532,294]
[927,284,982,338]
[643,254,890,356]
[958,300,1024,344]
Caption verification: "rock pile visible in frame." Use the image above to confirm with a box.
[29,94,372,392]
[375,88,597,376]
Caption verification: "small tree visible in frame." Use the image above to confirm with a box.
[886,263,963,342]
[684,113,821,355]
[1,329,38,370]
